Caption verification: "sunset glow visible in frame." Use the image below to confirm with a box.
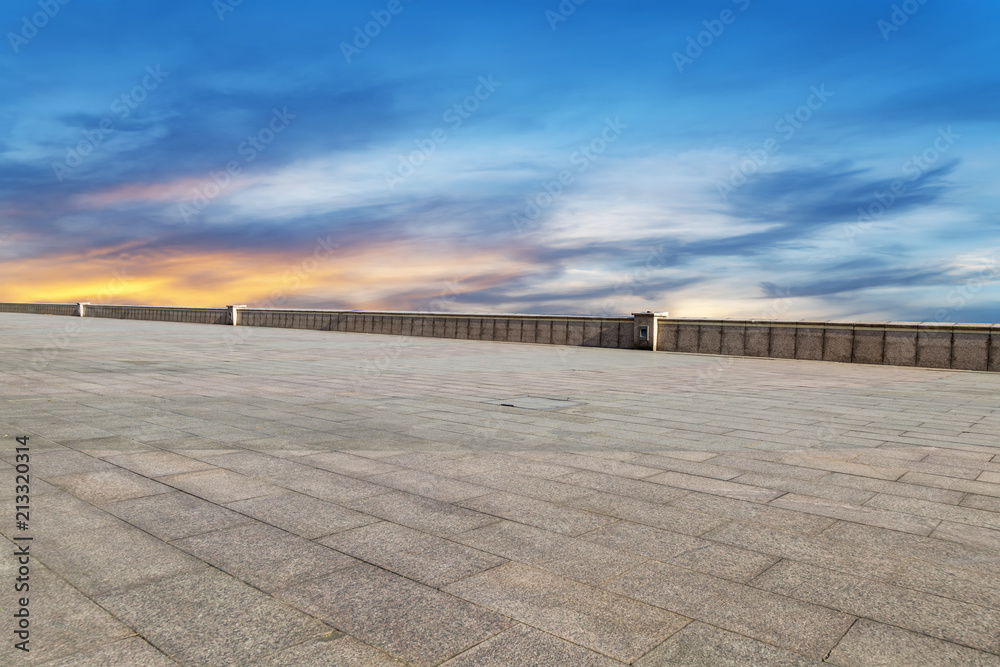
[2,1,998,319]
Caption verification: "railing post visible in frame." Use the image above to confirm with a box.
[227,305,246,326]
[632,311,667,350]
[76,302,89,317]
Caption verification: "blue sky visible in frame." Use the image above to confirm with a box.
[1,0,998,320]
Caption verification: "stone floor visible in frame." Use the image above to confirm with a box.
[2,312,1000,666]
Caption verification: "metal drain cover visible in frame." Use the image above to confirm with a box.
[490,396,584,410]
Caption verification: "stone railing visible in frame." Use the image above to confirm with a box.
[639,317,999,372]
[2,302,997,371]
[0,302,78,316]
[239,309,634,348]
[83,303,229,325]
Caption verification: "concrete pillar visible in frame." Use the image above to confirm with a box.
[227,305,246,326]
[76,302,89,317]
[632,312,667,350]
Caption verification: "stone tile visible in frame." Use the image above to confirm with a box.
[278,562,511,667]
[731,472,875,504]
[461,470,591,502]
[442,623,624,666]
[854,451,981,480]
[770,493,939,535]
[629,453,741,480]
[656,450,722,462]
[379,451,495,477]
[671,491,836,536]
[24,448,115,478]
[636,621,823,666]
[46,468,172,506]
[319,521,505,587]
[460,491,614,536]
[543,452,664,479]
[158,468,284,503]
[583,520,777,583]
[777,453,906,480]
[556,470,691,503]
[486,452,580,477]
[604,560,853,659]
[455,520,644,585]
[646,471,783,502]
[346,490,498,536]
[0,491,118,538]
[11,310,1000,667]
[106,490,252,540]
[866,493,1000,531]
[963,494,1000,512]
[444,562,688,664]
[267,466,389,503]
[35,521,205,596]
[251,634,405,666]
[103,449,214,477]
[42,637,176,667]
[298,450,406,477]
[366,469,490,502]
[822,471,967,504]
[197,449,309,477]
[931,521,1000,551]
[886,558,1000,610]
[96,567,329,665]
[702,521,902,581]
[173,522,356,593]
[753,559,1000,655]
[225,491,374,538]
[827,619,1000,666]
[703,454,830,481]
[0,552,134,665]
[898,471,1000,498]
[823,520,1000,577]
[570,491,729,536]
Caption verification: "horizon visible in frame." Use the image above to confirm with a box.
[2,0,998,321]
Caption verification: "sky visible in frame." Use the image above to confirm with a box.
[1,0,998,321]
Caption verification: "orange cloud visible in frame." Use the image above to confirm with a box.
[75,173,261,208]
[0,240,533,310]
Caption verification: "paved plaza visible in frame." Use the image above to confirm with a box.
[2,312,1000,665]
